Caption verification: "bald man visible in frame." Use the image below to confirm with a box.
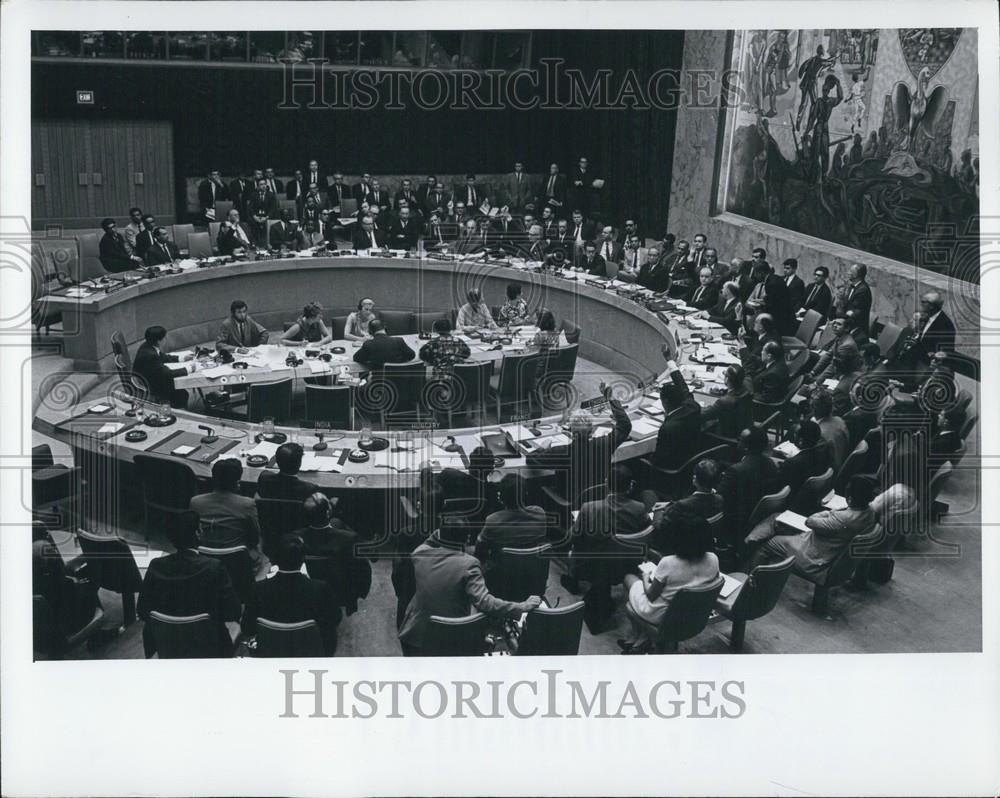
[916,291,956,359]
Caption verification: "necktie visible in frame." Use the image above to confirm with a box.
[806,284,818,306]
[238,321,245,345]
[517,172,521,184]
[632,251,638,269]
[370,232,377,248]
[695,287,703,302]
[312,171,317,184]
[548,175,555,195]
[604,242,611,259]
[210,182,216,201]
[161,243,170,262]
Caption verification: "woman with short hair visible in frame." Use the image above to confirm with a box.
[281,302,332,345]
[345,297,378,341]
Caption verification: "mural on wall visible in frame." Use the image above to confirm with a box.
[719,28,979,283]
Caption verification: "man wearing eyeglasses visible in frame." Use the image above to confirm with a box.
[800,265,833,322]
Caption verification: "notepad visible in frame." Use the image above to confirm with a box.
[822,491,849,510]
[775,510,810,533]
[87,403,113,414]
[298,453,341,473]
[97,422,124,435]
[63,288,92,298]
[629,416,661,439]
[822,378,840,391]
[719,573,744,599]
[199,365,235,379]
[171,444,199,457]
[244,441,280,460]
[306,360,332,374]
[773,441,801,458]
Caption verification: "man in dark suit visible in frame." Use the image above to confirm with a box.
[137,510,240,658]
[393,178,419,212]
[779,420,832,511]
[566,156,601,218]
[652,358,702,469]
[262,167,283,197]
[808,314,861,383]
[387,206,419,251]
[581,241,608,277]
[738,248,770,301]
[650,459,724,554]
[353,320,415,368]
[98,218,144,273]
[424,211,452,248]
[369,179,390,215]
[255,443,319,501]
[706,282,742,334]
[781,258,807,313]
[596,225,623,266]
[241,533,341,655]
[217,210,256,256]
[133,214,158,259]
[916,291,957,357]
[752,341,790,403]
[228,175,252,217]
[418,175,449,217]
[132,325,191,407]
[268,209,300,251]
[304,160,327,197]
[286,169,306,206]
[667,239,697,299]
[700,364,753,440]
[541,163,566,212]
[616,219,641,247]
[352,215,386,251]
[352,172,373,204]
[840,262,873,335]
[475,473,551,575]
[567,209,595,251]
[741,313,783,376]
[637,245,671,293]
[718,426,780,548]
[456,173,483,212]
[198,170,229,222]
[502,162,534,212]
[190,458,261,552]
[216,299,269,352]
[142,227,181,267]
[800,265,833,321]
[688,267,721,310]
[247,178,278,245]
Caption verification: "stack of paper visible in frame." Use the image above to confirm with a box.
[822,492,849,510]
[775,510,810,533]
[823,378,840,390]
[63,288,92,298]
[687,317,716,330]
[719,573,744,599]
[200,365,235,379]
[629,416,661,439]
[523,432,571,450]
[773,441,801,458]
[244,441,280,460]
[97,422,124,435]
[306,360,332,374]
[298,453,341,473]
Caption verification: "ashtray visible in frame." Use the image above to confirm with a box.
[144,414,176,427]
[331,347,346,354]
[348,448,370,463]
[246,454,269,467]
[260,432,287,445]
[124,430,148,442]
[357,436,389,452]
[721,333,736,341]
[709,386,727,396]
[236,348,250,355]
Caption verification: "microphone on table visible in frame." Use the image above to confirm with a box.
[198,425,219,444]
[313,431,328,452]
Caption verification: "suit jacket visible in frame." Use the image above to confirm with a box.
[393,189,420,211]
[241,571,341,655]
[418,185,450,215]
[784,274,806,312]
[817,415,851,470]
[247,189,278,221]
[841,280,873,333]
[753,358,790,404]
[99,231,137,273]
[526,399,632,506]
[255,472,319,502]
[687,282,720,311]
[917,311,957,358]
[582,254,609,277]
[263,177,283,196]
[771,506,876,575]
[353,334,416,368]
[572,494,649,557]
[651,491,723,554]
[352,180,373,203]
[567,220,596,245]
[198,178,228,209]
[216,314,269,351]
[268,220,299,250]
[134,228,157,258]
[399,540,524,650]
[352,227,387,250]
[596,239,623,265]
[388,219,419,250]
[652,372,702,469]
[286,178,306,202]
[229,177,252,212]
[455,184,483,210]
[137,549,240,657]
[475,505,550,567]
[637,255,671,293]
[190,490,260,549]
[541,173,566,208]
[298,522,372,614]
[217,222,255,256]
[132,341,184,402]
[719,453,780,544]
[707,295,742,334]
[700,385,753,439]
[502,172,535,209]
[780,441,832,507]
[304,168,329,194]
[811,333,860,381]
[801,281,833,321]
[369,188,390,212]
[143,240,181,267]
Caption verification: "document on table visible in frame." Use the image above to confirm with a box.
[97,422,125,435]
[773,441,801,458]
[687,317,715,330]
[500,424,539,443]
[775,510,810,533]
[244,441,280,460]
[199,365,236,379]
[298,452,341,473]
[720,573,744,599]
[521,432,571,451]
[629,416,661,439]
[306,359,332,374]
[62,288,92,298]
[823,378,840,390]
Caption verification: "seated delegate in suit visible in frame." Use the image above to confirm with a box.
[134,214,158,259]
[687,267,720,311]
[636,246,671,292]
[132,325,192,408]
[137,510,241,658]
[345,297,379,342]
[751,475,876,576]
[580,241,608,277]
[388,206,419,251]
[268,210,300,251]
[397,522,542,656]
[799,265,833,322]
[809,388,850,470]
[497,283,530,326]
[718,426,780,548]
[246,178,278,247]
[474,473,550,575]
[456,288,498,330]
[740,313,782,376]
[281,302,333,346]
[807,315,860,383]
[142,227,181,267]
[649,459,724,555]
[98,218,144,273]
[423,211,452,249]
[240,533,341,656]
[352,215,386,251]
[295,493,371,616]
[217,210,256,256]
[701,281,742,334]
[353,319,415,368]
[531,310,561,351]
[916,291,957,359]
[652,358,702,469]
[699,364,753,440]
[255,443,319,502]
[620,509,720,654]
[190,458,261,554]
[752,341,790,404]
[780,420,833,512]
[216,299,269,352]
[596,226,623,266]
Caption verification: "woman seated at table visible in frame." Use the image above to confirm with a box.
[619,508,720,654]
[497,283,530,326]
[456,288,498,330]
[345,297,378,341]
[281,301,333,346]
[531,310,561,351]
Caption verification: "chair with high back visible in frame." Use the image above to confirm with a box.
[959,413,977,441]
[305,384,354,429]
[187,231,212,259]
[208,221,223,251]
[852,501,918,586]
[113,353,148,400]
[364,362,426,426]
[73,528,143,625]
[146,611,230,659]
[877,322,904,359]
[741,485,791,546]
[834,439,870,495]
[449,360,492,425]
[214,200,234,220]
[33,594,106,660]
[32,444,82,530]
[753,375,804,443]
[782,338,810,378]
[278,199,298,216]
[254,618,325,658]
[714,557,794,652]
[795,310,823,349]
[171,223,195,252]
[537,343,579,412]
[626,575,724,653]
[640,443,731,501]
[422,611,490,656]
[944,352,979,381]
[110,329,131,369]
[795,524,881,614]
[487,351,543,422]
[416,310,449,333]
[330,316,348,340]
[489,544,551,602]
[340,198,358,217]
[378,310,416,335]
[256,498,308,560]
[197,545,254,605]
[559,319,582,344]
[133,454,200,540]
[790,467,835,515]
[515,601,585,656]
[76,232,104,281]
[812,322,837,352]
[245,378,293,423]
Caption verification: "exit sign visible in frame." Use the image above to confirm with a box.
[76,90,94,105]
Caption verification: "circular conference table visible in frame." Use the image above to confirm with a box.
[35,252,737,532]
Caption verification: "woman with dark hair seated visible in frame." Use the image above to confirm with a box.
[531,309,561,351]
[619,508,720,654]
[498,283,530,326]
[281,301,332,346]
